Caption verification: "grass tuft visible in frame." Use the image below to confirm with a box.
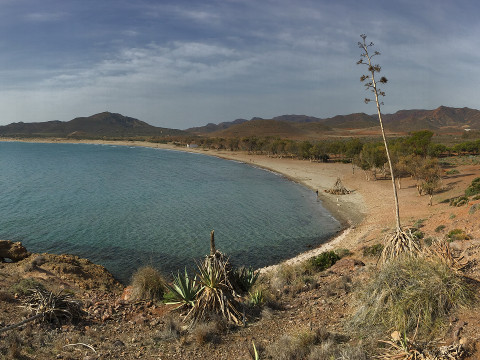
[130,266,166,301]
[349,257,474,338]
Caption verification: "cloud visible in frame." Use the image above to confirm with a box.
[24,11,67,22]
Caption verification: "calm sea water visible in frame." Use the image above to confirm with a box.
[0,141,341,283]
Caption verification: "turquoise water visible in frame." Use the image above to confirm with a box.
[0,142,341,283]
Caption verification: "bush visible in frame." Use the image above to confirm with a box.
[130,266,166,301]
[446,169,460,175]
[362,243,384,257]
[9,278,45,296]
[435,225,446,233]
[412,230,424,240]
[450,196,469,207]
[306,251,340,272]
[447,229,470,241]
[423,237,434,247]
[349,257,474,338]
[465,177,480,197]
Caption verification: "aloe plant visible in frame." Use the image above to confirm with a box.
[165,268,202,308]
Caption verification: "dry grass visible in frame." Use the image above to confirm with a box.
[265,328,365,360]
[130,266,166,301]
[191,320,222,345]
[349,257,474,339]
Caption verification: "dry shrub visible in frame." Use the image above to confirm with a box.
[191,321,221,345]
[265,328,327,360]
[270,263,315,294]
[154,315,182,342]
[308,341,367,360]
[0,290,15,303]
[349,257,474,338]
[130,266,166,301]
[3,331,22,359]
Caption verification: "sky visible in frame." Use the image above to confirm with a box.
[0,0,479,129]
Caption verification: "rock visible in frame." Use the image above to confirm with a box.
[0,240,30,262]
[113,340,125,347]
[119,286,133,302]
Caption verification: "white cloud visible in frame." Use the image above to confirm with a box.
[24,11,67,22]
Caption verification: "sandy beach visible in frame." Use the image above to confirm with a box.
[1,137,471,272]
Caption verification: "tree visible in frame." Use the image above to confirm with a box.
[357,34,418,261]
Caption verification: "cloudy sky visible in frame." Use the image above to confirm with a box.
[0,0,478,129]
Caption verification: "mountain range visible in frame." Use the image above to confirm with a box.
[0,106,479,139]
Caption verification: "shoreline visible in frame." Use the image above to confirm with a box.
[0,137,367,274]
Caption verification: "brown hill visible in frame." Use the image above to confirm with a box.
[196,106,480,139]
[213,119,309,138]
[186,119,248,134]
[383,106,480,132]
[0,112,186,138]
[320,113,378,129]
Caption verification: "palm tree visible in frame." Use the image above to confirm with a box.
[357,34,419,261]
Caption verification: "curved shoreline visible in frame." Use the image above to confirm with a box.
[0,138,366,273]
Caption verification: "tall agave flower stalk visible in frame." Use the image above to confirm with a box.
[357,34,419,262]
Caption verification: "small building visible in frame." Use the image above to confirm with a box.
[187,144,199,148]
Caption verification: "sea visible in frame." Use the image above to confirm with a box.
[0,141,341,283]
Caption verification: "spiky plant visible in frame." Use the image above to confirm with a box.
[165,268,202,309]
[357,34,419,262]
[188,251,242,325]
[231,266,259,293]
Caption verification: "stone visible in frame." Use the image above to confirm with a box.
[0,240,30,262]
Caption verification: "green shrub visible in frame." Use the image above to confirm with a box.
[473,194,480,201]
[9,278,45,296]
[465,177,480,197]
[434,225,446,233]
[349,257,474,338]
[412,230,424,240]
[362,243,384,257]
[423,237,434,247]
[306,251,340,272]
[446,169,460,175]
[413,219,426,228]
[447,229,470,241]
[449,196,469,207]
[130,266,166,301]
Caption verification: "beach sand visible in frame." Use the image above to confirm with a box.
[1,138,462,272]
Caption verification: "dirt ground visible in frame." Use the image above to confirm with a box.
[1,145,480,359]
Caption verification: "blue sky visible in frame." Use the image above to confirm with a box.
[0,0,478,129]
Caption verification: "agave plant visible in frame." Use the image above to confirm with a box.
[165,268,202,309]
[232,266,259,294]
[188,252,243,325]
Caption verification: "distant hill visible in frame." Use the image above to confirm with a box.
[186,118,248,134]
[213,119,314,138]
[0,112,186,138]
[382,106,480,132]
[2,106,479,140]
[187,106,480,138]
